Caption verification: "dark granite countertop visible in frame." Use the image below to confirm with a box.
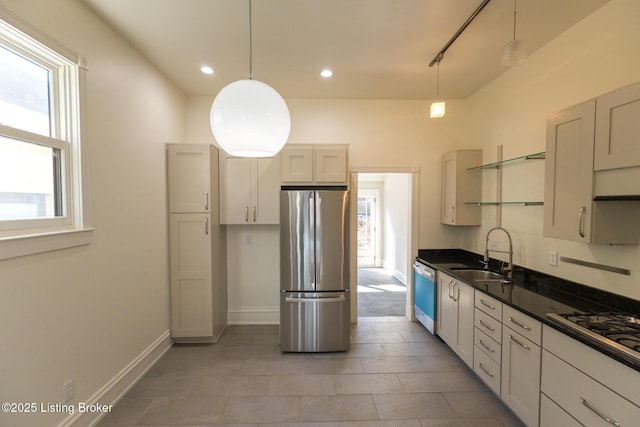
[417,248,640,371]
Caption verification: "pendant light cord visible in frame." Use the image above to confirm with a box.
[436,61,440,98]
[249,0,253,79]
[512,0,517,41]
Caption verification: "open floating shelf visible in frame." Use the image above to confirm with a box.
[467,151,545,171]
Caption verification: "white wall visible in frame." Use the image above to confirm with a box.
[383,173,411,283]
[187,97,466,322]
[0,1,186,425]
[461,0,640,299]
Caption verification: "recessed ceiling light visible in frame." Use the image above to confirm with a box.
[320,69,333,78]
[201,66,214,75]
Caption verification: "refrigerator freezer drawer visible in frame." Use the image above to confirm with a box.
[280,292,351,352]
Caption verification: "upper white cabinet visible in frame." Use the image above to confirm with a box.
[167,144,211,213]
[594,81,640,171]
[544,98,640,244]
[280,144,349,185]
[219,154,280,225]
[543,101,596,242]
[441,150,482,226]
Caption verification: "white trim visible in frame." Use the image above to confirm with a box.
[58,330,172,427]
[227,308,279,325]
[0,228,94,260]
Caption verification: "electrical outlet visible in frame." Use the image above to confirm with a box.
[63,379,75,403]
[549,251,558,267]
[489,240,499,251]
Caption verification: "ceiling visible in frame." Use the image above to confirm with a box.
[82,0,609,100]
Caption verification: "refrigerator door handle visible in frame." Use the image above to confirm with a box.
[285,295,346,303]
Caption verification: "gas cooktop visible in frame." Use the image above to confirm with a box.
[547,312,640,366]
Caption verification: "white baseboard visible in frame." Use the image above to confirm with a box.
[227,308,279,325]
[59,330,172,427]
[393,269,407,286]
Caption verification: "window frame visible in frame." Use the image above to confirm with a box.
[0,8,92,260]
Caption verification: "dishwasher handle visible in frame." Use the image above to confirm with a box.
[413,261,435,280]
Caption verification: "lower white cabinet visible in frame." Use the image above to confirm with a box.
[541,325,640,426]
[540,394,581,427]
[437,272,474,367]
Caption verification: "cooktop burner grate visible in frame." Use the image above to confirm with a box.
[547,312,640,366]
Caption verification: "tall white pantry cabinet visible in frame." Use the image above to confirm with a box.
[167,143,227,342]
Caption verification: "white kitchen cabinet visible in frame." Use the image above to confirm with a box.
[280,144,349,185]
[540,394,581,427]
[219,155,280,224]
[544,98,640,244]
[167,144,227,342]
[501,323,541,427]
[167,144,211,213]
[594,81,640,171]
[441,150,482,226]
[541,325,640,426]
[437,272,474,367]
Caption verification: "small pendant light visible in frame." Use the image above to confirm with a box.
[501,0,528,66]
[210,0,291,157]
[430,57,445,118]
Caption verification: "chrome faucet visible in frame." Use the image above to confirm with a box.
[484,226,513,282]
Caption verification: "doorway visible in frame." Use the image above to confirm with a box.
[355,172,415,319]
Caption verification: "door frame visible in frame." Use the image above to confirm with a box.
[349,167,420,323]
[356,187,382,268]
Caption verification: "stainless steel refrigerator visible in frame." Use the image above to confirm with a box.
[279,187,350,352]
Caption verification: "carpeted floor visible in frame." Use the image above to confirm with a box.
[357,268,406,317]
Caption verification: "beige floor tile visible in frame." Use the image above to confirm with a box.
[373,393,455,419]
[94,398,152,426]
[419,418,506,427]
[334,373,403,394]
[416,353,468,372]
[195,375,269,397]
[340,421,422,427]
[266,374,336,396]
[302,357,364,374]
[137,397,224,425]
[300,395,378,421]
[220,396,300,423]
[241,357,304,375]
[397,372,483,393]
[361,356,425,373]
[381,341,449,357]
[351,330,406,343]
[126,376,202,398]
[442,391,511,418]
[182,357,244,376]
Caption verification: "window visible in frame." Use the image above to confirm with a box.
[0,12,91,259]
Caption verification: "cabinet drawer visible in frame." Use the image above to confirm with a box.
[475,291,502,320]
[475,308,502,343]
[542,350,640,426]
[540,393,581,427]
[475,327,501,364]
[474,345,501,395]
[502,305,541,345]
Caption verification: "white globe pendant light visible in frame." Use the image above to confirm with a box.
[210,0,290,157]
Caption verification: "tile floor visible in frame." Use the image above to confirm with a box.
[97,317,525,426]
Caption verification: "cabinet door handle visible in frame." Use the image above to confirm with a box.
[508,316,532,331]
[509,334,530,350]
[478,319,495,332]
[478,362,494,378]
[580,397,620,426]
[205,217,209,235]
[245,206,249,222]
[578,206,586,238]
[205,192,209,210]
[452,283,458,302]
[253,206,256,222]
[448,280,454,299]
[478,339,495,353]
[480,299,496,310]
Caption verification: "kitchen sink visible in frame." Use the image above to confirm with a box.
[450,269,506,282]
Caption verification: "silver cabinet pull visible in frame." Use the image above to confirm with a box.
[508,316,532,331]
[245,206,249,222]
[205,192,209,210]
[452,283,458,302]
[478,339,495,353]
[448,280,454,299]
[578,206,586,238]
[205,217,209,235]
[478,362,494,378]
[580,397,620,426]
[509,334,530,350]
[252,206,257,222]
[480,299,496,310]
[478,319,495,331]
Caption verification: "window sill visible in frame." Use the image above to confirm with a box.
[0,228,94,260]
